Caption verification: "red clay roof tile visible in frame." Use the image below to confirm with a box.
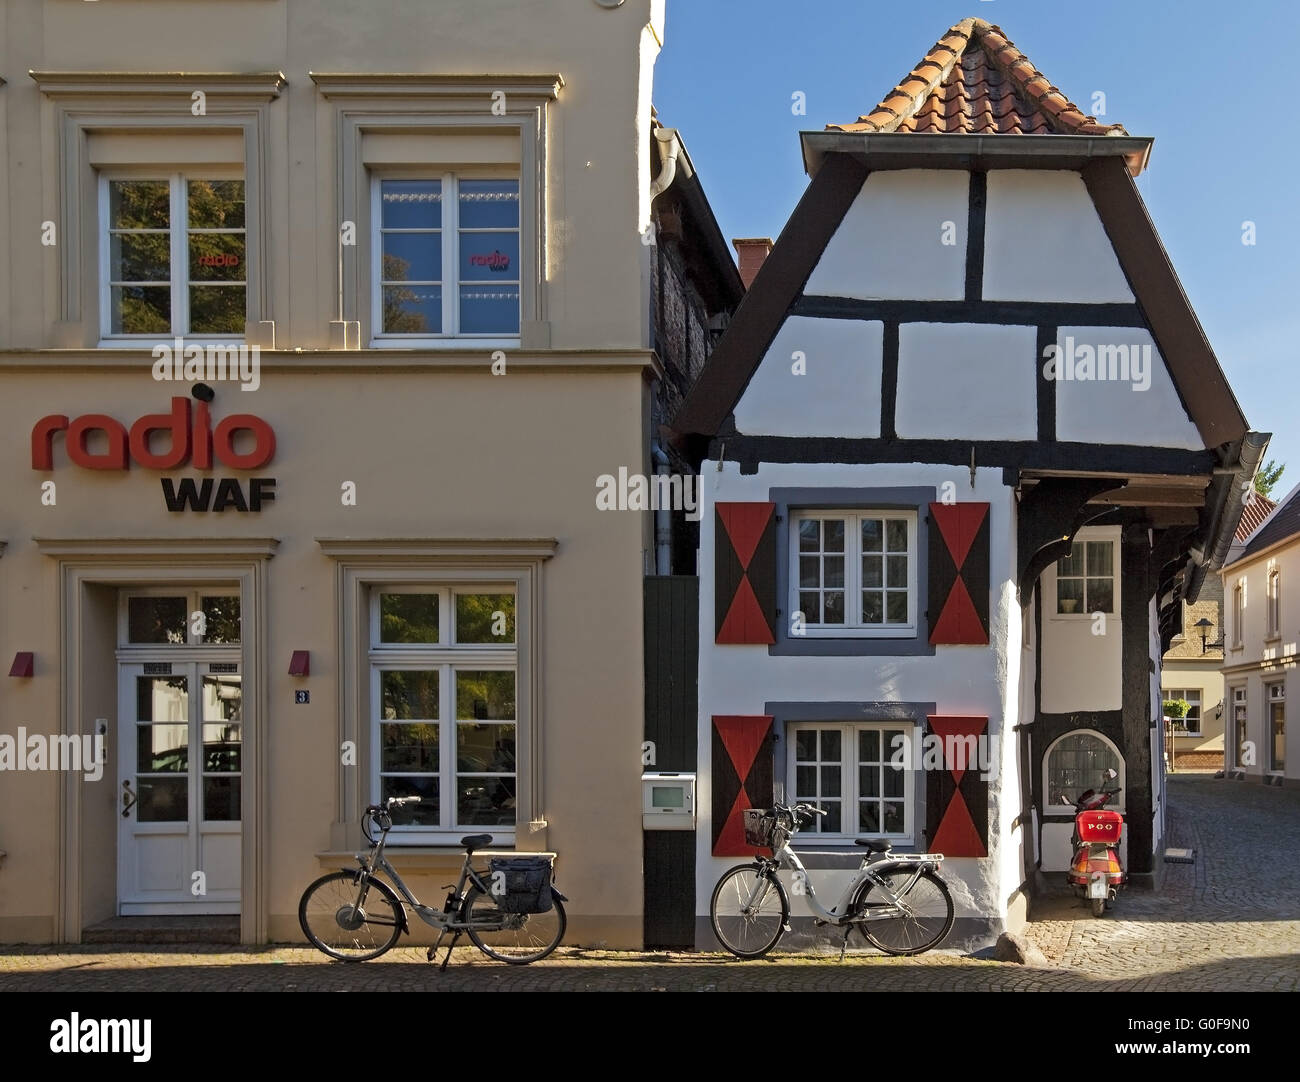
[830,17,1129,150]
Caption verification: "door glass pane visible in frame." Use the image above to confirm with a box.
[456,671,516,720]
[202,675,242,773]
[379,593,439,643]
[136,675,189,722]
[455,593,516,644]
[128,597,187,643]
[137,724,189,773]
[137,778,188,822]
[203,777,240,821]
[199,596,241,644]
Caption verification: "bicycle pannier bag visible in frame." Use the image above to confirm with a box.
[488,856,554,914]
[743,808,776,848]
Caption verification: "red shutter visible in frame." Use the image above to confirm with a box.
[928,502,990,645]
[924,714,990,858]
[715,502,777,644]
[711,715,775,856]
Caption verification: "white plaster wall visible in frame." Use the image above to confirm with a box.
[1053,327,1202,450]
[1042,823,1127,872]
[695,461,1020,939]
[982,170,1134,303]
[804,170,969,301]
[1040,526,1124,713]
[895,322,1038,440]
[732,317,883,437]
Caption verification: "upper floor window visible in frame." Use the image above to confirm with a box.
[791,511,917,636]
[372,175,520,344]
[1232,581,1245,647]
[1267,567,1281,638]
[1056,539,1114,614]
[100,175,246,340]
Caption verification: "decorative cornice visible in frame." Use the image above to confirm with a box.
[308,73,562,100]
[35,537,280,558]
[30,71,286,100]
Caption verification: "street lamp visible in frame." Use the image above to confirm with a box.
[1193,617,1224,653]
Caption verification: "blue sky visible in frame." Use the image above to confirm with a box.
[654,0,1298,486]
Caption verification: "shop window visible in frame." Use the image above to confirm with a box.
[789,511,917,636]
[1044,730,1123,810]
[370,588,518,840]
[371,175,520,343]
[100,175,246,339]
[1268,683,1285,773]
[785,722,916,842]
[1055,538,1115,615]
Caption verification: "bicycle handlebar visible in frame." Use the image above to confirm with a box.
[361,796,422,843]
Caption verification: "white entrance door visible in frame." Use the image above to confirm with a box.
[118,661,242,913]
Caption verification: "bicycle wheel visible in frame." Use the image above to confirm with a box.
[851,869,954,956]
[710,864,788,959]
[464,887,566,964]
[298,870,405,962]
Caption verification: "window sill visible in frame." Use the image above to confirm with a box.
[770,636,933,658]
[369,338,520,351]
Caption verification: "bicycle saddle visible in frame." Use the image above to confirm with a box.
[855,839,892,853]
[461,834,493,852]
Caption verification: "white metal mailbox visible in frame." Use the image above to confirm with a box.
[641,772,696,830]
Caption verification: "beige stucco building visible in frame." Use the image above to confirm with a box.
[0,0,738,947]
[1221,485,1300,788]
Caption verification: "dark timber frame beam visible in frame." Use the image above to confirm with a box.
[1016,477,1121,603]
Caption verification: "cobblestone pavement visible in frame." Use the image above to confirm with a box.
[0,777,1294,991]
[1025,775,1300,991]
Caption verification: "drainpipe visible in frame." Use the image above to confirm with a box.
[649,128,681,200]
[653,441,673,575]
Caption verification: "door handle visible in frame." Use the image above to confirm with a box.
[121,780,138,819]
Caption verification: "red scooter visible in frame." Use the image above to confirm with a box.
[1061,768,1126,917]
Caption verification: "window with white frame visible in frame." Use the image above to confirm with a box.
[1044,730,1123,810]
[100,174,246,339]
[1267,567,1281,638]
[791,511,917,636]
[1055,538,1115,614]
[785,723,915,841]
[1163,689,1202,736]
[1267,683,1285,773]
[369,587,518,840]
[1232,581,1245,647]
[372,175,520,342]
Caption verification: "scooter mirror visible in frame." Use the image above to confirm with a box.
[1060,795,1072,806]
[1104,768,1118,781]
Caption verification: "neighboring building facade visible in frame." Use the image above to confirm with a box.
[0,0,741,946]
[1220,485,1300,787]
[673,18,1266,946]
[1160,496,1275,769]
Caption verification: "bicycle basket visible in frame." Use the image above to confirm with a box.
[743,809,778,848]
[487,856,554,914]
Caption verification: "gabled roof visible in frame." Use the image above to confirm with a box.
[1235,493,1277,542]
[821,18,1147,177]
[1228,485,1300,565]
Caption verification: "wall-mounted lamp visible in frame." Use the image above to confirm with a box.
[1193,618,1224,654]
[8,653,33,677]
[288,651,310,677]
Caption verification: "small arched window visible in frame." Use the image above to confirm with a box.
[1044,730,1123,811]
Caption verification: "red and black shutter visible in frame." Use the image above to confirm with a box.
[927,502,990,645]
[711,715,774,856]
[715,502,777,644]
[924,714,989,858]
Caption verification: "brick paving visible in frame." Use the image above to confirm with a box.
[0,776,1295,992]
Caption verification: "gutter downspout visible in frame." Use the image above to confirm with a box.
[652,441,672,575]
[649,128,681,200]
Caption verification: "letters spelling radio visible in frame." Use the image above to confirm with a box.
[32,397,275,471]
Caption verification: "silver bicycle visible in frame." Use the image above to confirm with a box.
[298,796,567,967]
[710,802,954,959]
